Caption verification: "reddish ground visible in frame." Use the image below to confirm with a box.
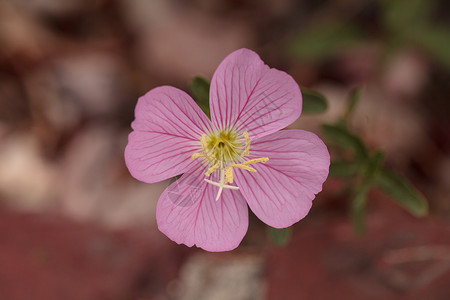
[0,207,190,300]
[267,193,450,300]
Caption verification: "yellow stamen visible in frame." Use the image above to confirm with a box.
[200,134,208,149]
[225,167,233,184]
[192,130,270,201]
[199,134,216,161]
[243,157,269,165]
[191,152,204,160]
[205,162,220,177]
[231,164,257,173]
[241,131,250,157]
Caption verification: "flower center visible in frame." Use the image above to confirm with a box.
[191,130,269,200]
[204,129,241,163]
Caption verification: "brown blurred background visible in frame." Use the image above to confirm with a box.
[0,0,449,299]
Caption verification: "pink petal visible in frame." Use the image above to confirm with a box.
[156,164,249,251]
[234,129,330,228]
[125,86,212,183]
[209,48,302,140]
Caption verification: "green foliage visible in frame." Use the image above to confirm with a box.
[189,76,210,117]
[364,151,384,179]
[329,161,361,178]
[380,0,431,35]
[268,227,292,246]
[301,88,328,114]
[351,181,370,235]
[289,0,450,69]
[322,124,368,161]
[289,23,363,61]
[409,26,450,69]
[349,152,381,235]
[322,90,428,235]
[380,0,450,68]
[375,169,428,216]
[344,89,361,121]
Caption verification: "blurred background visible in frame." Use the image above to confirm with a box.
[0,0,449,299]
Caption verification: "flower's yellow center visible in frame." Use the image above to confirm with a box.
[191,130,269,200]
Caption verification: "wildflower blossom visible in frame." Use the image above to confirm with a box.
[125,49,330,251]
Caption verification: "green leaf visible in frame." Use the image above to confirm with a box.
[289,23,364,61]
[351,181,371,236]
[344,88,361,121]
[409,26,450,69]
[322,124,368,161]
[375,169,428,216]
[301,88,328,114]
[189,76,210,117]
[380,0,431,34]
[268,227,291,246]
[330,161,361,178]
[363,151,384,180]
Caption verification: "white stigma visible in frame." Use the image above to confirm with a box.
[204,166,239,201]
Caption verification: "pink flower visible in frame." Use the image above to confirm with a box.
[125,49,330,251]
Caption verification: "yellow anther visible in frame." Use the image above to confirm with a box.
[200,134,215,161]
[241,131,250,157]
[193,130,270,200]
[243,157,269,165]
[200,134,208,150]
[231,164,257,173]
[205,162,220,177]
[225,167,234,184]
[191,152,204,160]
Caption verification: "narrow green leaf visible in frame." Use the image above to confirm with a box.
[289,23,364,61]
[189,76,210,117]
[322,124,368,161]
[330,161,361,178]
[375,169,428,216]
[268,227,291,246]
[351,181,371,236]
[301,88,328,114]
[364,151,384,180]
[344,88,361,121]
